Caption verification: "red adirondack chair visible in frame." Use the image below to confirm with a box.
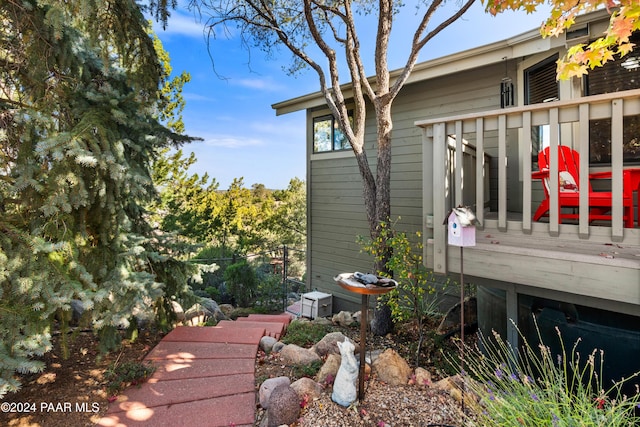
[532,146,634,227]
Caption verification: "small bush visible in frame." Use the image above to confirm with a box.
[105,359,156,396]
[463,319,640,426]
[282,321,332,347]
[255,272,284,313]
[291,360,323,378]
[223,261,257,307]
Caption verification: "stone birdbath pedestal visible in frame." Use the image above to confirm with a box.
[334,273,397,401]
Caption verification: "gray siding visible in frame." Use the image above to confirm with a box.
[307,61,507,309]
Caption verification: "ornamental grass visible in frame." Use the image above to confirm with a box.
[462,318,640,426]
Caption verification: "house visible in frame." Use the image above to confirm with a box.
[273,10,640,383]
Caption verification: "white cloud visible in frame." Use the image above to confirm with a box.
[250,117,304,138]
[201,134,264,148]
[183,92,215,102]
[231,77,286,92]
[153,11,205,38]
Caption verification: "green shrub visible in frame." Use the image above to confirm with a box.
[105,359,156,396]
[223,261,257,307]
[204,286,220,301]
[463,320,640,426]
[359,220,450,365]
[255,272,284,313]
[291,360,323,378]
[359,221,448,324]
[282,321,332,347]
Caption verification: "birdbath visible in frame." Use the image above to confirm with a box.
[334,273,397,401]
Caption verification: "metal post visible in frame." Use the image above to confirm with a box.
[358,293,368,400]
[282,245,288,312]
[460,246,465,413]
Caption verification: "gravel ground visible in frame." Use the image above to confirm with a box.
[255,319,476,426]
[294,377,468,427]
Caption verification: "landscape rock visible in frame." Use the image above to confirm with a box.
[198,298,228,321]
[315,353,341,385]
[291,377,323,401]
[414,367,432,387]
[372,348,412,386]
[266,384,300,427]
[370,303,393,336]
[313,332,348,357]
[312,317,333,326]
[259,376,291,409]
[184,298,227,324]
[260,336,278,353]
[70,299,85,325]
[272,341,286,353]
[331,338,358,407]
[219,303,234,316]
[365,349,385,365]
[170,300,185,322]
[433,374,481,410]
[331,311,354,327]
[132,305,154,329]
[280,344,321,366]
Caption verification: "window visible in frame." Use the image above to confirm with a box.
[525,55,559,167]
[525,55,559,105]
[586,32,640,164]
[313,113,352,153]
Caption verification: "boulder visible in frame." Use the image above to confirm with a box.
[219,303,234,316]
[70,299,85,325]
[266,384,300,427]
[259,376,291,409]
[260,336,278,353]
[198,298,228,321]
[291,377,323,401]
[312,317,333,326]
[432,374,481,410]
[414,367,432,387]
[280,344,321,366]
[184,298,227,324]
[370,304,393,336]
[315,353,341,386]
[372,348,412,386]
[313,332,348,357]
[272,341,286,353]
[170,300,185,323]
[331,311,354,327]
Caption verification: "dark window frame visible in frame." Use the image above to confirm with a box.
[524,54,559,105]
[584,32,640,165]
[312,112,353,154]
[525,55,559,168]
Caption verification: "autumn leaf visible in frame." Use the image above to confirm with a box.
[610,13,636,41]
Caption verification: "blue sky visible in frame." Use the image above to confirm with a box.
[153,2,553,190]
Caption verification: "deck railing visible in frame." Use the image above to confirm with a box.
[417,89,640,274]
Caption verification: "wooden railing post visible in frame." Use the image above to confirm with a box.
[522,111,532,234]
[433,122,447,274]
[549,107,560,236]
[475,118,485,228]
[611,99,624,240]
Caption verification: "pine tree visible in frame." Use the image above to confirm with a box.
[0,0,194,396]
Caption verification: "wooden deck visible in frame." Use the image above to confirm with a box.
[419,89,640,318]
[427,219,640,317]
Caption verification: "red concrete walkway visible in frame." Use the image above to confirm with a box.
[96,314,292,427]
